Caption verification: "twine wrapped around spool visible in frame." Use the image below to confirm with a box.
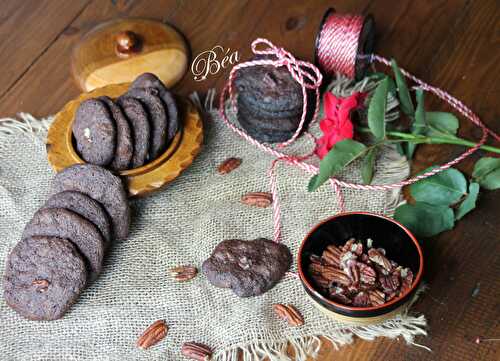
[314,8,375,80]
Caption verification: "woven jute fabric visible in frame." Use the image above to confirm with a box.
[0,85,427,361]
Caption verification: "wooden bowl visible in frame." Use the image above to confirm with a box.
[297,212,424,325]
[46,83,203,197]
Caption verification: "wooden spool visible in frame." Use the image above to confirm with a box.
[46,83,203,197]
[71,18,189,91]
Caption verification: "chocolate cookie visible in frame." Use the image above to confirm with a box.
[22,208,105,281]
[43,190,112,247]
[234,61,303,113]
[99,96,133,171]
[72,98,116,166]
[202,238,292,297]
[130,73,180,144]
[50,164,130,241]
[117,96,150,168]
[237,102,299,143]
[126,87,168,160]
[3,236,87,320]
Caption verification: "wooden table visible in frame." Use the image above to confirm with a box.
[1,1,498,360]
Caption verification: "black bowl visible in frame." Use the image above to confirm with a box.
[298,212,423,321]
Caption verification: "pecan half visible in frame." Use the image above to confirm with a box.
[241,192,272,208]
[368,289,385,306]
[181,342,213,360]
[399,268,414,294]
[308,262,324,276]
[322,267,351,286]
[329,286,352,305]
[136,320,167,349]
[321,245,342,267]
[217,157,242,174]
[352,291,370,307]
[344,259,360,287]
[310,273,330,289]
[358,263,377,285]
[273,304,304,326]
[379,273,400,294]
[368,248,392,271]
[169,265,198,282]
[32,279,50,292]
[342,238,356,252]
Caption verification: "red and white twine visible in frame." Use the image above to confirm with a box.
[219,33,499,244]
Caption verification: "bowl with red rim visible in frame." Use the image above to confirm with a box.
[297,212,424,325]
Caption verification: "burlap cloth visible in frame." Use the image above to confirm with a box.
[0,78,427,360]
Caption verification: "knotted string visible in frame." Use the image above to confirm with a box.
[219,36,499,244]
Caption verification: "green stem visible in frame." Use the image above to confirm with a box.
[357,127,500,154]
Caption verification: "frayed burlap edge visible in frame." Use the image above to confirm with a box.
[0,76,429,360]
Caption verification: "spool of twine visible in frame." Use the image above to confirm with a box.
[315,8,375,80]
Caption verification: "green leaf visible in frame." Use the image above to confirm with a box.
[395,143,405,156]
[391,59,414,116]
[361,147,378,184]
[308,139,367,192]
[367,77,389,140]
[472,157,500,190]
[406,89,426,159]
[410,166,467,206]
[455,182,480,220]
[425,112,459,137]
[366,72,388,82]
[394,202,455,237]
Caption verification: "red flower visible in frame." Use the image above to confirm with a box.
[315,92,365,159]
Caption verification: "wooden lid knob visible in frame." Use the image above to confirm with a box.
[115,30,141,57]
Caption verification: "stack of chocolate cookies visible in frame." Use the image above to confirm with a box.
[73,73,180,171]
[234,57,314,143]
[3,164,129,320]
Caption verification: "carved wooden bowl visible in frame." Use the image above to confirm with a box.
[297,212,424,325]
[46,83,203,197]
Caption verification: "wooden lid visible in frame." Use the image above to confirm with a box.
[71,18,189,91]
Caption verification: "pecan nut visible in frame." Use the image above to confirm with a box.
[368,289,385,306]
[321,245,342,267]
[181,342,213,360]
[321,266,351,286]
[136,320,167,349]
[358,263,377,285]
[241,192,273,208]
[32,279,50,292]
[169,265,198,282]
[217,157,242,174]
[368,248,392,271]
[273,304,304,326]
[352,291,370,307]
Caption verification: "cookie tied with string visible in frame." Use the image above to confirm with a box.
[234,55,315,143]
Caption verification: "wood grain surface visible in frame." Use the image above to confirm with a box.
[0,1,498,360]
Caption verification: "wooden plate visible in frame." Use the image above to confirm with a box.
[71,18,189,91]
[46,83,203,197]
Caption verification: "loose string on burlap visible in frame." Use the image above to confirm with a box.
[219,31,499,244]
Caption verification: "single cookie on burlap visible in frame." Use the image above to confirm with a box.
[72,98,116,166]
[43,190,112,247]
[117,96,151,168]
[130,72,180,145]
[3,236,87,321]
[22,208,105,281]
[98,96,134,171]
[50,164,130,241]
[202,238,292,297]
